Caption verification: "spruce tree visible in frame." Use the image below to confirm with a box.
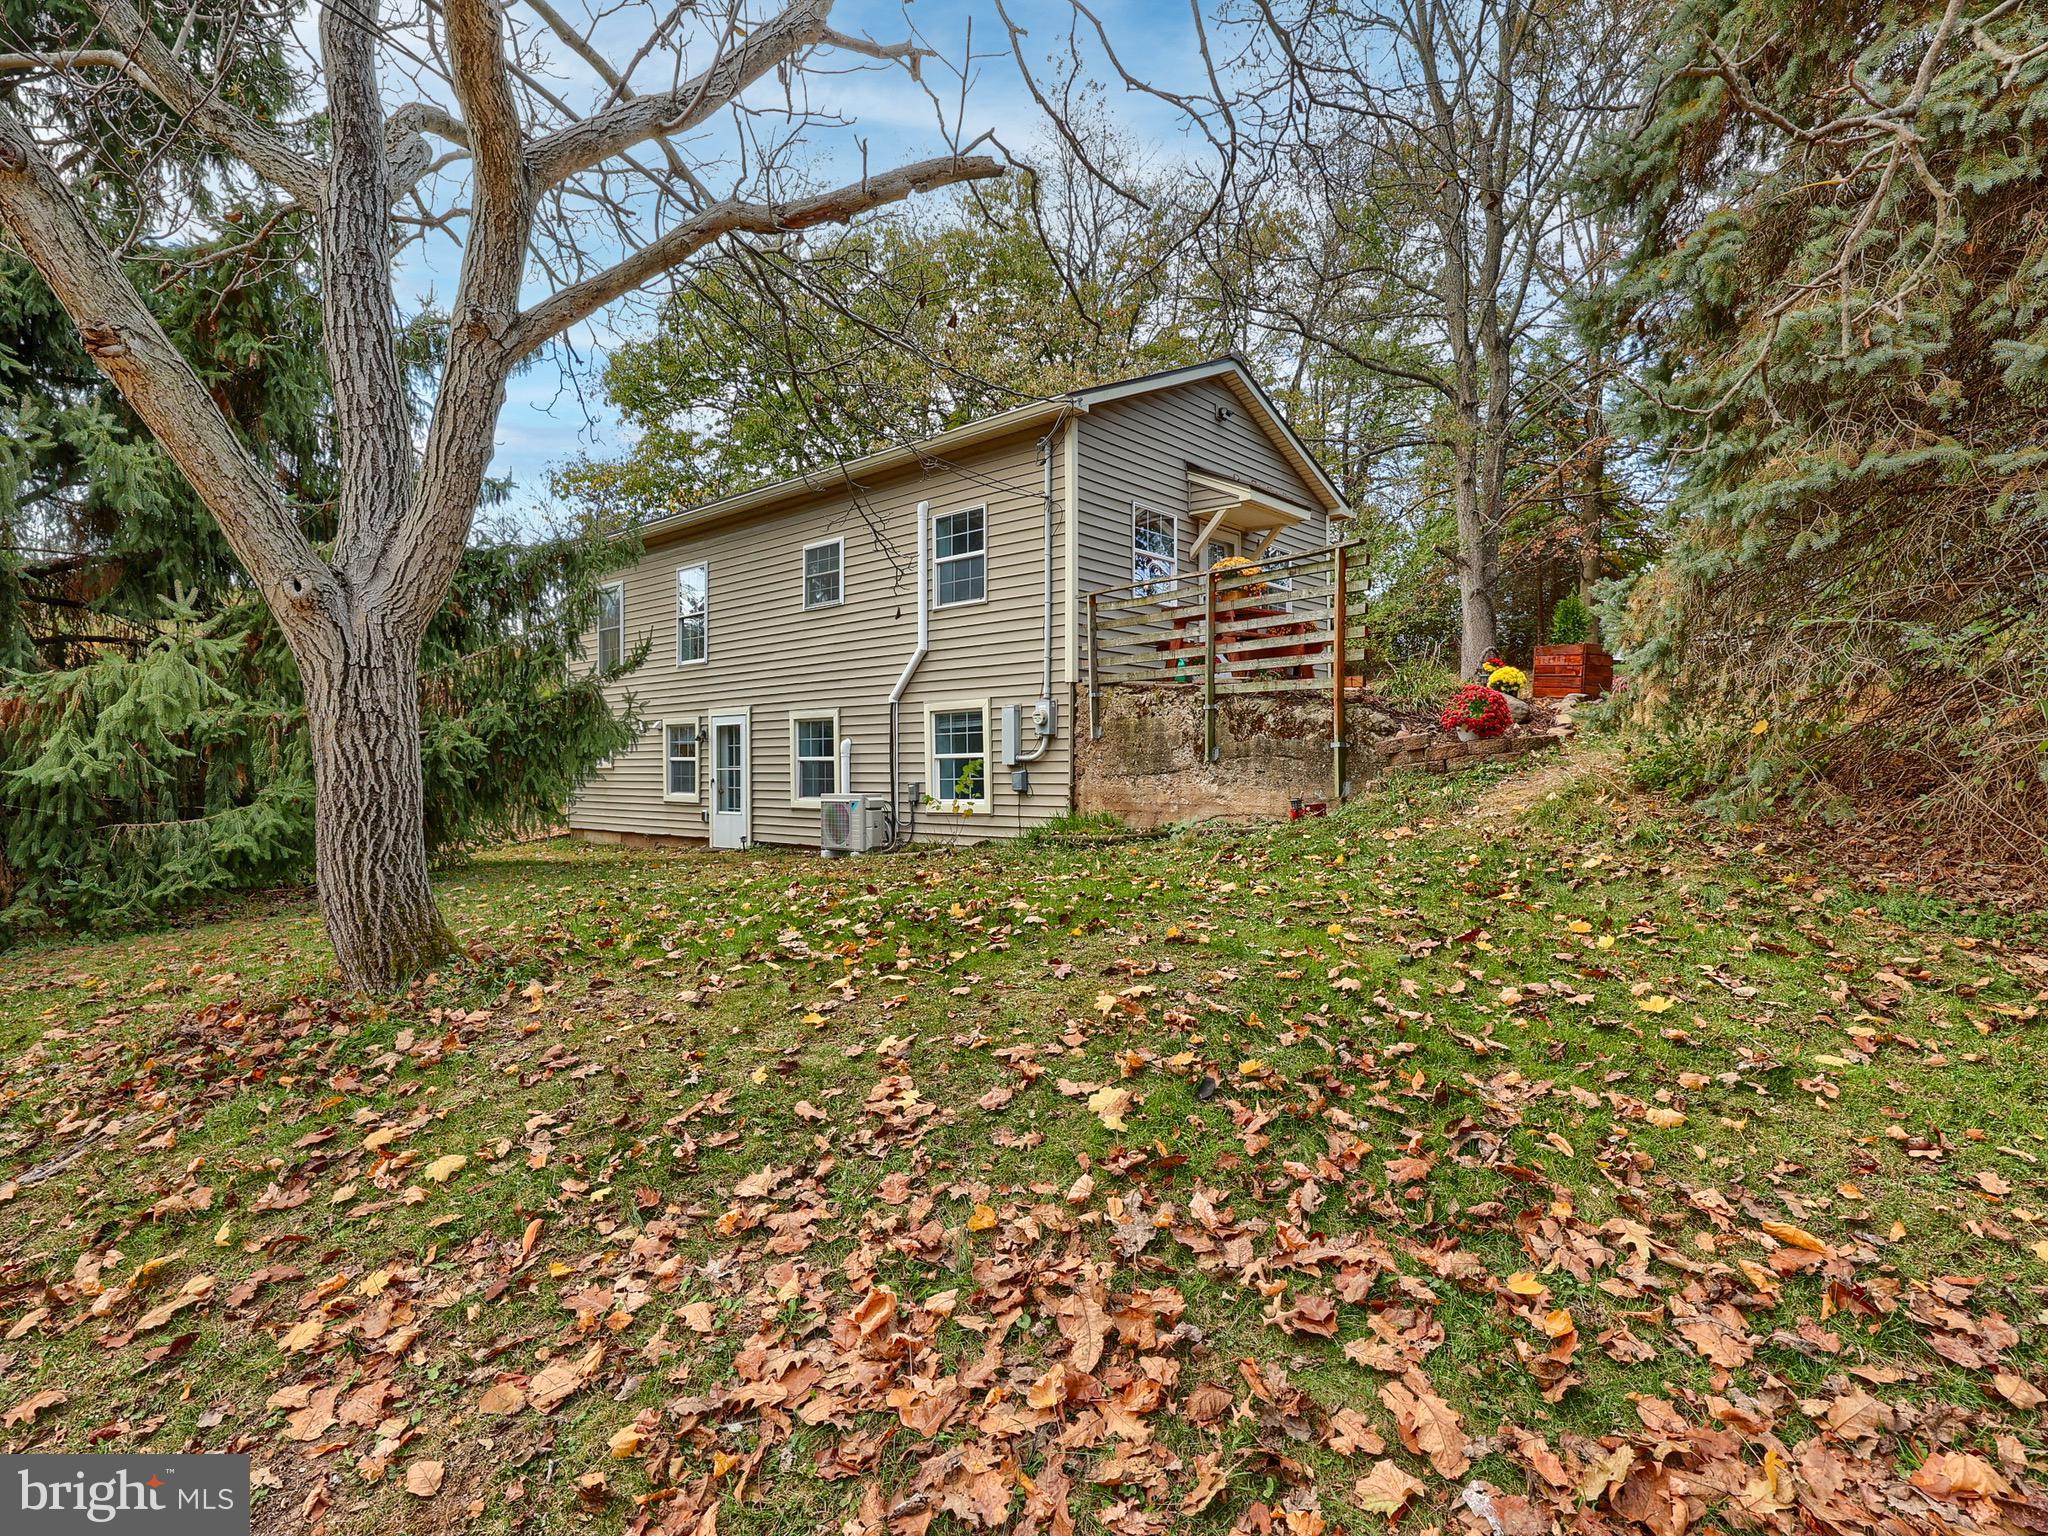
[0,84,636,935]
[1593,0,2048,843]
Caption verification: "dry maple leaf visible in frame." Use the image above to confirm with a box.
[478,1380,525,1415]
[1054,1287,1110,1373]
[1280,1294,1339,1338]
[1992,1371,2045,1410]
[1380,1368,1470,1479]
[1910,1450,2011,1500]
[1087,1085,1133,1131]
[527,1343,603,1413]
[2,1388,65,1427]
[1353,1459,1426,1515]
[1027,1363,1069,1410]
[1326,1406,1385,1457]
[851,1285,898,1346]
[403,1460,444,1497]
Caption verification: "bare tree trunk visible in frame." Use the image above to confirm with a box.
[297,622,452,990]
[1,0,1000,993]
[1579,366,1607,647]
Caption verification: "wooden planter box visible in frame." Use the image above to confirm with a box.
[1532,643,1613,699]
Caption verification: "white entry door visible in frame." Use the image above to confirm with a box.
[709,712,749,849]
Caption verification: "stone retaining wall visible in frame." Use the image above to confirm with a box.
[1380,723,1573,774]
[1076,684,1570,828]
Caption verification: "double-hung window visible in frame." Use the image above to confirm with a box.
[929,704,989,811]
[802,538,843,609]
[1133,504,1176,596]
[933,506,986,607]
[664,721,699,800]
[790,715,837,805]
[595,583,623,672]
[676,563,708,665]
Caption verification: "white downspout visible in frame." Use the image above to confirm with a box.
[886,501,930,845]
[1015,432,1059,764]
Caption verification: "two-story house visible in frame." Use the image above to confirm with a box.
[568,356,1345,849]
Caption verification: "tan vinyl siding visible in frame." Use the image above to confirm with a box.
[568,423,1072,846]
[1073,377,1332,599]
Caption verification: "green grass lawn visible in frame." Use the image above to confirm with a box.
[1,749,2043,1535]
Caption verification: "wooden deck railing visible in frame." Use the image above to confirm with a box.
[1086,540,1373,768]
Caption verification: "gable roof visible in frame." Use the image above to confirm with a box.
[1070,358,1346,517]
[635,355,1345,548]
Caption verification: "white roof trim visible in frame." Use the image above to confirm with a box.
[1077,357,1346,515]
[639,397,1084,547]
[633,354,1343,548]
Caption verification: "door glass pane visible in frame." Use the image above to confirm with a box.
[715,724,742,813]
[1205,539,1236,568]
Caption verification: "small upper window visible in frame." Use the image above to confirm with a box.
[792,716,837,803]
[803,539,843,609]
[665,721,699,799]
[676,563,707,665]
[934,507,986,607]
[596,583,623,673]
[1133,504,1176,595]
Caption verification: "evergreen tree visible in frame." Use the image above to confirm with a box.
[0,74,636,934]
[1593,0,2048,845]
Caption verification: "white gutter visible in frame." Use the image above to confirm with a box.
[886,501,930,845]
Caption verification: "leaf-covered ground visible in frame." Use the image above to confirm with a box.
[2,750,2044,1535]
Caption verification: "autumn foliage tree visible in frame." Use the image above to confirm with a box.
[0,0,1000,987]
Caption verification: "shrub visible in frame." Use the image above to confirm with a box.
[1486,663,1528,695]
[1440,685,1513,739]
[1376,657,1462,715]
[1548,592,1592,645]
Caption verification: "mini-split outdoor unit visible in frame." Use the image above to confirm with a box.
[819,794,890,855]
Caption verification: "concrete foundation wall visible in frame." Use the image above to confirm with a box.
[1076,685,1571,828]
[1075,686,1387,827]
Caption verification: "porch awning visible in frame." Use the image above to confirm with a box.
[1186,470,1326,552]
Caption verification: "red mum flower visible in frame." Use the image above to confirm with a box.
[1440,684,1513,739]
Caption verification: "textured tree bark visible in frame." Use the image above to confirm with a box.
[1451,431,1501,678]
[297,624,452,991]
[0,0,1001,993]
[1579,362,1608,648]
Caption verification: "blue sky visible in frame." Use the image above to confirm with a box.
[392,0,1210,526]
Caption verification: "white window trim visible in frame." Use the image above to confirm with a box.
[663,717,702,803]
[925,698,993,815]
[932,504,989,610]
[595,580,625,675]
[787,708,841,808]
[1132,501,1178,592]
[801,536,845,611]
[676,562,709,668]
